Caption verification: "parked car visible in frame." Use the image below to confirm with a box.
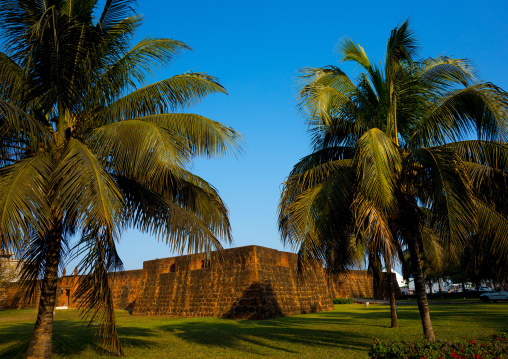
[480,289,508,302]
[478,287,493,292]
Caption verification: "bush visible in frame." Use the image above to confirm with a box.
[368,334,508,359]
[333,298,354,304]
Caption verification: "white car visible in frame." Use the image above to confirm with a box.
[480,289,508,302]
[478,287,493,292]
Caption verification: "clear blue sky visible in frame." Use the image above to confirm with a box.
[72,0,508,271]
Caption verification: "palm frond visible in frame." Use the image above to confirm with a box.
[415,56,475,88]
[98,0,137,31]
[354,128,401,214]
[279,166,355,250]
[445,140,508,188]
[99,37,191,88]
[117,174,231,254]
[130,113,244,158]
[336,38,371,70]
[0,98,51,151]
[73,233,124,356]
[0,155,53,252]
[408,146,475,247]
[17,225,69,303]
[297,66,358,129]
[411,83,508,147]
[96,73,227,123]
[87,119,193,177]
[0,51,24,99]
[353,193,398,262]
[475,197,508,265]
[386,19,418,69]
[54,138,124,240]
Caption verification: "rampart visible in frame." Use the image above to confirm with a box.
[133,246,333,318]
[0,246,399,317]
[328,270,401,300]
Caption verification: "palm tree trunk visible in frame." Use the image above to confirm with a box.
[386,262,398,328]
[438,279,443,300]
[369,252,382,299]
[407,236,435,341]
[25,213,63,359]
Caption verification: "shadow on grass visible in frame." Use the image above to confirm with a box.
[0,306,400,358]
[0,317,159,358]
[3,303,506,358]
[156,312,372,356]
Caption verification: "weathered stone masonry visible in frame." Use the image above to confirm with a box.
[328,270,401,300]
[133,246,333,319]
[1,245,400,318]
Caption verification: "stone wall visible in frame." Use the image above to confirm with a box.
[0,270,144,310]
[133,246,333,319]
[0,282,39,309]
[0,246,400,316]
[54,270,144,309]
[327,270,402,300]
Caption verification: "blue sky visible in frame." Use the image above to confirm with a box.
[77,0,508,271]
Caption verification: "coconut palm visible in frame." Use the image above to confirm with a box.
[278,20,508,341]
[0,1,242,357]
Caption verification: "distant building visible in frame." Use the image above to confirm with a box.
[383,269,406,288]
[0,250,23,282]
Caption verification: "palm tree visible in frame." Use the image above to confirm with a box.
[0,1,242,358]
[279,20,508,341]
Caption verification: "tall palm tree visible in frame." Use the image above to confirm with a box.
[279,20,508,341]
[0,1,242,358]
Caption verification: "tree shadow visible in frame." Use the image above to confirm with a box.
[157,313,372,356]
[0,318,160,358]
[221,282,284,320]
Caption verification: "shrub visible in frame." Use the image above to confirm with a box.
[368,334,508,359]
[333,298,354,304]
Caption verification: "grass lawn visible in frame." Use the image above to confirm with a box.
[1,303,507,358]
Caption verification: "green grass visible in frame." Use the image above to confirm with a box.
[401,297,482,302]
[1,303,507,358]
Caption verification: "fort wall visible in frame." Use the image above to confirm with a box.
[0,246,399,317]
[133,246,333,319]
[327,270,401,300]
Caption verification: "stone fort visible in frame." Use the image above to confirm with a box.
[0,245,400,318]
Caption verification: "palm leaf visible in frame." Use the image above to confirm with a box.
[96,73,227,123]
[475,197,508,264]
[98,0,137,30]
[0,155,53,252]
[297,66,358,129]
[336,38,371,70]
[130,113,243,158]
[354,128,401,214]
[73,234,124,356]
[410,83,508,147]
[415,56,475,88]
[54,138,124,241]
[87,118,193,177]
[100,37,191,87]
[116,174,230,254]
[408,146,474,246]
